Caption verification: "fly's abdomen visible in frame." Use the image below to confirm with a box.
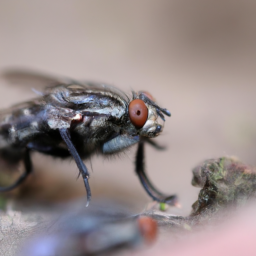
[0,101,44,150]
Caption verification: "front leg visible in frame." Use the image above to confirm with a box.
[136,141,177,205]
[59,128,91,206]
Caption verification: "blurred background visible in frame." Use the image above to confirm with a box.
[0,0,256,215]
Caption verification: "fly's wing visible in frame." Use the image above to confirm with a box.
[1,68,77,93]
[1,68,130,102]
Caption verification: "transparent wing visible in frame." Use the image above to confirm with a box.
[1,68,76,92]
[1,68,131,102]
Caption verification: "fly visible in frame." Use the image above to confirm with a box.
[0,69,177,206]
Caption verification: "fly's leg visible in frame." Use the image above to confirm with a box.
[59,128,91,206]
[135,141,177,205]
[143,137,166,151]
[0,148,32,192]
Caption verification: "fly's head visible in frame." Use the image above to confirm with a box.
[127,91,171,138]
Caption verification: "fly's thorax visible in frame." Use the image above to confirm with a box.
[45,83,129,131]
[71,113,122,143]
[47,84,128,118]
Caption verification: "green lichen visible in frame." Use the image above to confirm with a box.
[191,157,256,216]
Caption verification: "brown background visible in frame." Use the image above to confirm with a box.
[0,0,256,215]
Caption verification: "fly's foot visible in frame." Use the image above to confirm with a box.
[83,175,91,207]
[159,194,178,206]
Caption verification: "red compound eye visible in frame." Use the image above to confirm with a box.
[137,216,158,244]
[129,99,148,128]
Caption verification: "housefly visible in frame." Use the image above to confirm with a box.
[0,69,176,206]
[16,201,158,256]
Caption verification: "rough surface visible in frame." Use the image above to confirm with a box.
[1,156,256,255]
[191,157,256,217]
[0,207,50,256]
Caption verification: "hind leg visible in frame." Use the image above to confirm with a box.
[0,148,32,192]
